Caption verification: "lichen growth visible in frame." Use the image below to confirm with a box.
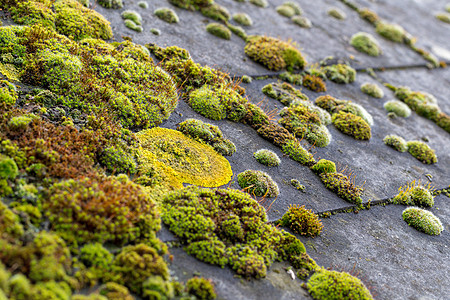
[402,207,443,236]
[245,36,306,71]
[383,135,407,152]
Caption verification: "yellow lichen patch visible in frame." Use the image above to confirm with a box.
[136,128,232,187]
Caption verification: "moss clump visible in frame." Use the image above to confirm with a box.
[201,4,230,22]
[280,205,323,237]
[177,118,236,156]
[393,183,434,207]
[137,127,233,187]
[237,170,279,197]
[80,243,113,272]
[254,149,281,167]
[332,111,371,140]
[206,23,232,40]
[436,13,450,23]
[276,2,302,18]
[0,201,24,241]
[359,8,380,25]
[142,275,176,300]
[302,74,327,92]
[262,82,309,105]
[310,159,336,175]
[109,244,169,294]
[383,100,411,117]
[245,36,306,71]
[279,101,332,147]
[281,139,316,166]
[0,156,19,181]
[138,1,149,9]
[402,207,443,235]
[122,10,142,25]
[351,32,381,56]
[186,277,216,300]
[241,75,252,83]
[98,282,133,300]
[383,135,407,152]
[98,0,123,9]
[320,172,363,204]
[124,19,143,32]
[154,8,179,23]
[307,269,373,300]
[360,82,384,98]
[406,141,437,164]
[250,0,268,8]
[376,22,407,43]
[227,24,247,40]
[44,176,160,245]
[0,80,18,106]
[327,8,346,20]
[324,64,356,84]
[162,186,312,279]
[292,16,312,28]
[290,179,305,191]
[99,145,137,175]
[233,13,252,26]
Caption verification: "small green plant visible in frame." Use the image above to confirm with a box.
[323,64,356,84]
[402,207,443,235]
[328,8,346,20]
[310,159,336,174]
[351,33,381,56]
[360,82,384,98]
[276,2,302,18]
[186,277,216,300]
[250,0,268,8]
[320,172,363,204]
[206,23,231,40]
[307,268,373,300]
[383,135,407,152]
[290,179,305,191]
[392,182,434,207]
[254,149,281,167]
[124,19,143,32]
[436,12,450,23]
[280,205,323,237]
[121,10,142,25]
[376,22,407,43]
[292,16,312,28]
[154,8,179,23]
[138,1,149,8]
[281,139,316,166]
[233,13,252,26]
[383,100,411,117]
[98,0,123,9]
[359,8,380,25]
[406,141,437,164]
[237,170,279,197]
[201,4,230,22]
[8,114,38,131]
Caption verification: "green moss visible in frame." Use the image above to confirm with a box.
[402,207,443,235]
[383,134,407,152]
[124,19,143,32]
[233,13,252,26]
[276,5,296,18]
[241,102,270,129]
[324,64,356,84]
[185,240,228,267]
[0,80,18,106]
[150,28,161,35]
[142,275,175,300]
[154,7,179,23]
[177,118,236,156]
[98,0,123,9]
[0,201,24,240]
[99,145,137,174]
[436,12,450,23]
[436,112,450,133]
[359,8,380,25]
[262,82,308,106]
[302,74,326,92]
[383,100,411,117]
[137,127,233,187]
[122,10,142,25]
[279,101,332,147]
[98,282,133,300]
[332,111,371,140]
[310,159,336,174]
[280,205,323,237]
[241,75,252,83]
[9,274,32,300]
[245,36,306,71]
[237,170,279,197]
[291,16,312,28]
[227,24,247,40]
[108,243,168,294]
[359,83,383,98]
[79,243,113,274]
[201,4,230,22]
[206,23,232,40]
[254,149,281,167]
[138,1,148,9]
[320,172,363,204]
[376,22,407,43]
[307,269,373,300]
[281,139,316,166]
[393,183,434,207]
[0,156,18,180]
[72,294,107,300]
[249,0,268,8]
[406,141,437,164]
[290,179,305,191]
[351,32,381,56]
[9,1,56,29]
[327,8,346,20]
[279,72,303,85]
[186,277,216,300]
[44,176,160,245]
